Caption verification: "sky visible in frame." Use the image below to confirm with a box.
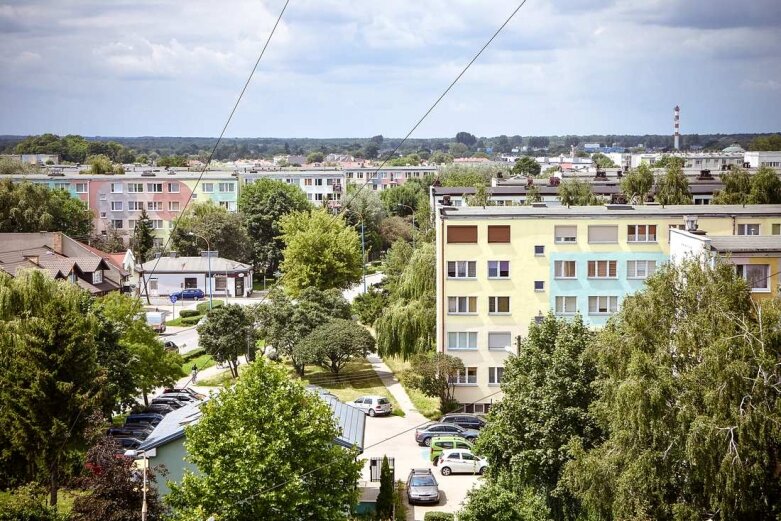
[1,0,780,138]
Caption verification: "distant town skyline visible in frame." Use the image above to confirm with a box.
[1,0,780,138]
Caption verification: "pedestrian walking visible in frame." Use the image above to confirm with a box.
[191,364,198,384]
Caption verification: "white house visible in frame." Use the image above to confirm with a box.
[137,253,253,298]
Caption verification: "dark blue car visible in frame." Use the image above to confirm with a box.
[170,288,205,300]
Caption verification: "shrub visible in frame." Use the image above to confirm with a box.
[179,309,201,318]
[423,513,454,521]
[393,480,407,521]
[179,316,201,326]
[0,484,67,521]
[196,300,224,314]
[182,348,206,362]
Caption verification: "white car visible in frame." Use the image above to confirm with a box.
[438,449,489,476]
[350,395,392,417]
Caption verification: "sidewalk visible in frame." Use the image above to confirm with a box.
[366,353,426,422]
[176,355,247,389]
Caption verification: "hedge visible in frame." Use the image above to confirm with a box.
[196,300,224,314]
[423,513,454,521]
[180,316,201,326]
[182,348,206,362]
[179,310,201,318]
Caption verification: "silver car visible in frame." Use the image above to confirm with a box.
[406,468,440,504]
[350,395,392,416]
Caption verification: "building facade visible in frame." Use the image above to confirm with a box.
[435,204,781,412]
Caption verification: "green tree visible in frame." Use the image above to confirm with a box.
[0,157,37,175]
[351,287,388,326]
[0,179,93,238]
[525,185,542,204]
[748,165,781,204]
[0,270,105,505]
[90,226,126,253]
[655,164,692,205]
[429,151,454,164]
[238,178,311,275]
[86,154,115,175]
[404,352,464,413]
[620,162,654,204]
[378,216,413,248]
[563,260,781,520]
[557,179,602,206]
[306,151,324,164]
[197,304,256,378]
[439,165,495,187]
[130,208,155,263]
[376,456,394,520]
[591,152,616,169]
[712,168,752,205]
[170,201,251,263]
[512,156,541,177]
[748,133,781,151]
[156,155,188,167]
[653,154,685,169]
[166,358,363,521]
[0,484,67,521]
[456,132,477,147]
[298,318,376,375]
[379,183,423,216]
[449,142,469,157]
[460,478,551,521]
[279,209,362,296]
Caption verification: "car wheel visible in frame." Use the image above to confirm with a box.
[441,466,452,476]
[423,437,432,447]
[479,466,486,475]
[368,409,376,417]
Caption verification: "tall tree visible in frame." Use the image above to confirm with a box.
[748,133,781,151]
[343,184,385,259]
[620,162,654,203]
[0,179,93,238]
[0,270,105,505]
[655,164,692,205]
[455,132,477,147]
[238,178,311,275]
[564,260,781,520]
[197,304,256,378]
[512,156,542,177]
[298,318,376,375]
[170,201,250,263]
[712,168,752,205]
[166,358,363,521]
[748,165,781,204]
[279,209,362,296]
[557,179,603,206]
[405,352,464,413]
[131,208,155,263]
[590,152,616,168]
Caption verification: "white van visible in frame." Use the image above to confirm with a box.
[145,311,166,334]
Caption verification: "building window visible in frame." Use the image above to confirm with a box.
[627,260,657,279]
[152,220,164,229]
[168,182,180,193]
[736,264,770,291]
[169,201,180,211]
[110,219,123,229]
[447,261,476,279]
[447,225,478,244]
[555,296,577,315]
[202,183,214,193]
[488,332,512,351]
[454,367,478,385]
[737,224,760,236]
[448,296,477,314]
[588,296,618,315]
[587,260,617,278]
[147,201,163,211]
[488,367,504,385]
[534,245,545,256]
[627,224,657,242]
[128,201,142,211]
[109,183,123,194]
[315,193,324,201]
[147,183,163,193]
[215,276,227,291]
[304,179,313,186]
[447,332,478,350]
[152,238,164,247]
[128,183,143,193]
[588,225,618,244]
[773,224,780,235]
[487,260,510,278]
[554,260,576,279]
[110,201,123,211]
[534,281,545,292]
[487,225,511,243]
[128,219,136,229]
[555,225,577,243]
[488,296,510,314]
[92,270,103,284]
[75,183,88,193]
[218,182,235,192]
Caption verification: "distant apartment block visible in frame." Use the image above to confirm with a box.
[343,166,437,191]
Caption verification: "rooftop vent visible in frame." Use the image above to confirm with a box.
[605,204,634,210]
[441,195,452,206]
[168,251,178,258]
[46,171,65,177]
[548,177,560,187]
[531,202,547,208]
[594,170,608,181]
[141,171,156,177]
[697,169,713,180]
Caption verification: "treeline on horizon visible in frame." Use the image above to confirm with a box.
[1,131,780,164]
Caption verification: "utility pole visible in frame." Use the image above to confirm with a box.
[189,232,212,310]
[361,219,366,293]
[141,451,148,521]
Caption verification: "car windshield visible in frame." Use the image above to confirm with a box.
[378,398,389,404]
[410,476,436,487]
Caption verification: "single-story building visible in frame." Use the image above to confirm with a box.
[137,253,253,298]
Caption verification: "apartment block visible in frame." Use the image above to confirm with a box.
[241,169,344,207]
[343,166,437,191]
[435,204,781,412]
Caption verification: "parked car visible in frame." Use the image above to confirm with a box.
[350,396,392,417]
[438,449,489,476]
[414,422,480,446]
[125,412,165,427]
[143,403,176,415]
[440,413,486,430]
[145,311,166,334]
[163,388,204,399]
[160,392,196,403]
[170,288,205,300]
[151,397,187,409]
[429,436,474,464]
[107,426,153,440]
[163,341,178,352]
[405,469,440,505]
[113,437,143,450]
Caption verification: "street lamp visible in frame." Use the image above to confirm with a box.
[343,208,367,294]
[124,449,150,521]
[188,232,212,310]
[396,203,416,249]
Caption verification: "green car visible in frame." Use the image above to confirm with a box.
[429,436,474,464]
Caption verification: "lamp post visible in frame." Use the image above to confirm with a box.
[396,203,416,249]
[344,208,367,294]
[188,232,212,310]
[124,449,149,521]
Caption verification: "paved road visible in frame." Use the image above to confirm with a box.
[343,272,385,303]
[161,326,200,355]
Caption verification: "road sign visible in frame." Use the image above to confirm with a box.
[169,295,178,304]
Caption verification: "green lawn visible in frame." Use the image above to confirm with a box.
[0,488,85,516]
[181,353,215,375]
[383,356,442,419]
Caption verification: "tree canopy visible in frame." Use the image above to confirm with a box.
[170,201,251,263]
[557,179,603,206]
[713,166,781,205]
[748,134,781,151]
[512,156,541,177]
[197,304,256,378]
[591,152,616,168]
[0,179,93,239]
[298,318,376,374]
[655,164,692,205]
[619,162,654,203]
[130,208,155,263]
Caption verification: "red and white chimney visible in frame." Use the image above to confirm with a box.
[674,105,680,150]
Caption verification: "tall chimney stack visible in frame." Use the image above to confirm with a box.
[674,105,680,150]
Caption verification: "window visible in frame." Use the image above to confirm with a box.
[736,264,770,291]
[588,225,618,244]
[588,296,618,315]
[92,270,103,284]
[169,201,180,211]
[488,332,512,351]
[128,183,143,193]
[110,183,123,193]
[454,367,478,385]
[315,179,323,186]
[75,183,88,193]
[147,183,163,193]
[152,219,164,229]
[487,260,510,278]
[448,296,477,314]
[534,245,545,256]
[219,201,237,211]
[110,201,123,211]
[168,182,180,193]
[128,201,142,211]
[773,224,781,235]
[202,183,214,193]
[737,224,760,236]
[488,296,510,314]
[218,182,235,192]
[128,219,136,229]
[627,260,657,279]
[99,211,107,218]
[447,225,478,244]
[627,224,657,242]
[534,281,545,292]
[304,179,313,186]
[215,276,227,291]
[588,260,617,278]
[315,193,324,201]
[555,296,577,315]
[447,261,476,278]
[555,225,577,243]
[110,219,123,229]
[147,201,163,211]
[447,332,478,350]
[487,225,511,243]
[488,367,504,385]
[554,260,576,278]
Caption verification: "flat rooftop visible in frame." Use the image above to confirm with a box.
[439,204,781,220]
